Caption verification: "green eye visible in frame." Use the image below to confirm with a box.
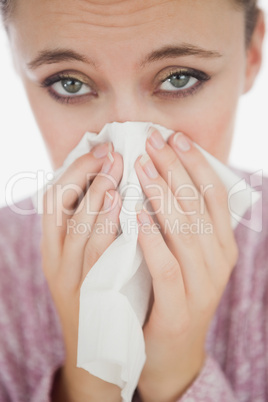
[160,73,198,92]
[61,78,83,94]
[167,74,191,89]
[46,76,93,98]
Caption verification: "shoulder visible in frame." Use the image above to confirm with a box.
[0,197,41,235]
[231,167,268,255]
[0,197,42,277]
[0,196,45,301]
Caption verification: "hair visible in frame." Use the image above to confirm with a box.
[235,0,261,46]
[0,0,14,27]
[0,0,261,47]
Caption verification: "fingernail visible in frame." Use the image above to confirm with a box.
[137,207,151,225]
[174,133,191,152]
[101,152,114,174]
[147,128,165,150]
[103,191,114,210]
[139,153,158,179]
[93,142,113,159]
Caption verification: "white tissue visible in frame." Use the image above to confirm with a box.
[33,122,260,402]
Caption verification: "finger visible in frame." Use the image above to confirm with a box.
[73,152,122,231]
[168,132,238,267]
[145,129,233,287]
[146,128,204,218]
[136,206,187,331]
[135,154,209,297]
[60,152,123,285]
[42,142,113,256]
[82,190,122,281]
[146,128,218,238]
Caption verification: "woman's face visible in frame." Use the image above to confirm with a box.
[8,0,253,168]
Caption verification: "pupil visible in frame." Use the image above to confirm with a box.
[62,79,82,93]
[169,74,190,88]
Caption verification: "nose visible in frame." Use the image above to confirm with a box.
[96,87,162,129]
[108,92,151,123]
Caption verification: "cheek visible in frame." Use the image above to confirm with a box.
[169,87,240,163]
[186,105,236,163]
[22,82,97,168]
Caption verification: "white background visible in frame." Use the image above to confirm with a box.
[0,1,268,208]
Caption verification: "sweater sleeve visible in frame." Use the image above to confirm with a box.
[178,354,237,402]
[132,354,237,402]
[29,366,63,402]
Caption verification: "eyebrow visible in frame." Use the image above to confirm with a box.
[140,44,223,67]
[27,48,98,70]
[27,43,223,70]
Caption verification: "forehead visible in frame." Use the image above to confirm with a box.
[10,0,243,71]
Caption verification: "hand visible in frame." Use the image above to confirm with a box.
[42,142,123,402]
[134,129,238,402]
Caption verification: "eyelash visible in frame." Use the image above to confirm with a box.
[156,68,210,99]
[40,72,96,104]
[40,68,211,105]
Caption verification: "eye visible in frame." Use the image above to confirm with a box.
[40,71,97,104]
[160,73,198,92]
[156,67,210,98]
[52,78,91,96]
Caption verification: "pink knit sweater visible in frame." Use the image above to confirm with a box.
[0,170,267,402]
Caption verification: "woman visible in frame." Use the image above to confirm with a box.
[0,0,266,401]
